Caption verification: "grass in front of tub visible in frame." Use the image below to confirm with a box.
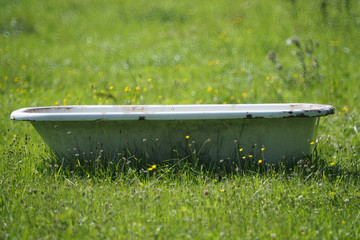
[2,135,359,239]
[1,0,360,239]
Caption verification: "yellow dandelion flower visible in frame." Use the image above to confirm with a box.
[147,78,152,82]
[261,147,265,151]
[143,87,147,92]
[186,135,190,139]
[55,101,59,105]
[341,220,346,224]
[239,148,243,152]
[218,32,225,39]
[13,134,17,138]
[248,155,253,158]
[21,65,27,70]
[148,167,153,171]
[342,106,349,112]
[109,86,114,90]
[242,92,248,99]
[242,156,246,159]
[329,41,340,46]
[207,86,212,92]
[310,142,315,145]
[220,189,225,192]
[330,162,335,166]
[197,98,203,104]
[151,165,157,169]
[258,159,263,164]
[135,86,141,91]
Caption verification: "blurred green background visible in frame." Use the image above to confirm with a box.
[1,0,359,239]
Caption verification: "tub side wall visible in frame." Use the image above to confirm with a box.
[31,117,317,164]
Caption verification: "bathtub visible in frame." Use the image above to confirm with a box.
[10,104,334,164]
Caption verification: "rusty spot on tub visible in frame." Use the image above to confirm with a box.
[289,104,307,112]
[294,113,307,117]
[138,116,146,120]
[123,106,146,113]
[282,112,309,118]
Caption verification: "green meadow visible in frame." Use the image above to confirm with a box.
[1,0,360,239]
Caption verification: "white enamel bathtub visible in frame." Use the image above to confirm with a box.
[11,104,334,164]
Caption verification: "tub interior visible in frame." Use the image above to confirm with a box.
[11,104,335,121]
[19,104,333,114]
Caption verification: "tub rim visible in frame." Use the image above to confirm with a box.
[10,103,335,121]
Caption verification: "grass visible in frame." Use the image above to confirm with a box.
[1,0,360,239]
